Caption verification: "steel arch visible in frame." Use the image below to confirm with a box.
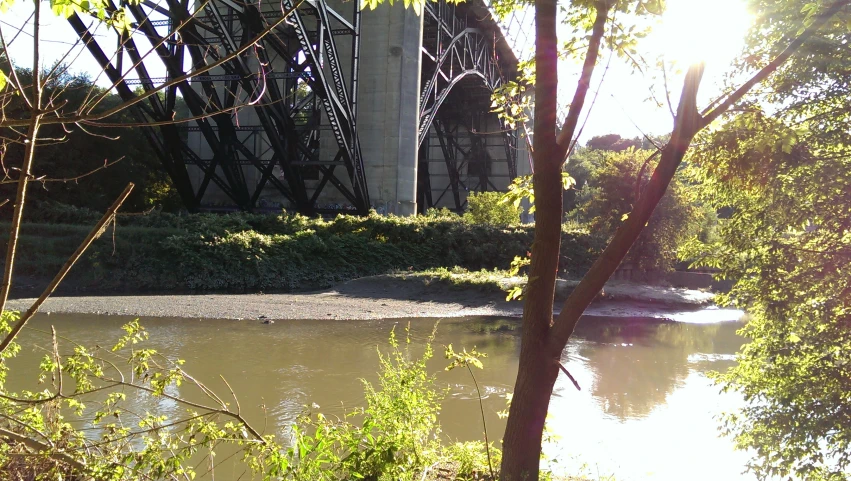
[417,0,519,212]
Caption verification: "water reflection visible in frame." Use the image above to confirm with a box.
[10,313,748,480]
[574,320,727,420]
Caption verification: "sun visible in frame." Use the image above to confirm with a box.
[650,0,754,68]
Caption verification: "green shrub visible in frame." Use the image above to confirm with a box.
[463,191,521,226]
[444,441,502,480]
[4,209,602,292]
[284,327,512,481]
[286,326,446,481]
[573,148,705,275]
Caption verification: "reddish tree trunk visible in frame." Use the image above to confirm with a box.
[499,343,559,480]
[499,0,608,478]
[499,164,563,480]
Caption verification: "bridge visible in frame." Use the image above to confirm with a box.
[68,0,531,215]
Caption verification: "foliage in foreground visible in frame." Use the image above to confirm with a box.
[287,326,501,481]
[0,314,286,480]
[679,2,851,478]
[686,108,851,480]
[8,208,602,292]
[0,318,507,480]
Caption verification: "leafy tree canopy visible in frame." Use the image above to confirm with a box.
[684,1,851,477]
[572,147,706,274]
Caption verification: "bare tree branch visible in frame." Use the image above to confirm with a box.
[0,0,44,315]
[0,427,89,474]
[0,158,124,187]
[0,0,304,129]
[548,62,706,355]
[555,0,612,160]
[700,0,851,129]
[0,183,134,355]
[556,360,581,391]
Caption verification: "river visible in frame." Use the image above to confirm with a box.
[7,312,751,480]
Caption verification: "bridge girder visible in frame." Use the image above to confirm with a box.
[69,0,369,214]
[69,0,519,215]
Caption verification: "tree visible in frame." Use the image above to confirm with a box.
[489,0,851,479]
[682,1,851,477]
[465,191,522,226]
[573,147,703,275]
[585,133,641,152]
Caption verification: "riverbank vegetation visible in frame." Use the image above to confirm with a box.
[10,136,719,294]
[6,207,603,292]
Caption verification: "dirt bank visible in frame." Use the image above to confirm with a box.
[8,275,735,322]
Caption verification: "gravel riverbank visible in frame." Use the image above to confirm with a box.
[8,275,736,322]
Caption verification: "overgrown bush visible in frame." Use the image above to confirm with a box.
[289,326,444,480]
[286,326,506,481]
[5,209,603,292]
[463,191,521,226]
[0,316,287,480]
[572,148,707,275]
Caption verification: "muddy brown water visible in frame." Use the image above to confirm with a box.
[7,312,752,480]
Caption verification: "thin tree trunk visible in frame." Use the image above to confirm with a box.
[499,163,562,480]
[0,0,42,314]
[0,183,134,354]
[499,342,559,480]
[499,1,609,478]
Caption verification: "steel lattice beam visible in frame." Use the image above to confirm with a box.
[68,0,369,214]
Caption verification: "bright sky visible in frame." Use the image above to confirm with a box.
[0,0,754,141]
[570,0,754,141]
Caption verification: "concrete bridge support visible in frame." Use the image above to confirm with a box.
[357,5,423,216]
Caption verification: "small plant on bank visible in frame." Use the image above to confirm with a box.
[282,325,504,481]
[464,191,522,226]
[445,344,496,479]
[287,325,442,480]
[404,266,515,294]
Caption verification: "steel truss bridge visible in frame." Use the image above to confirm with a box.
[69,0,524,215]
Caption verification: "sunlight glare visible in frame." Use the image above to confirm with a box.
[652,0,753,68]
